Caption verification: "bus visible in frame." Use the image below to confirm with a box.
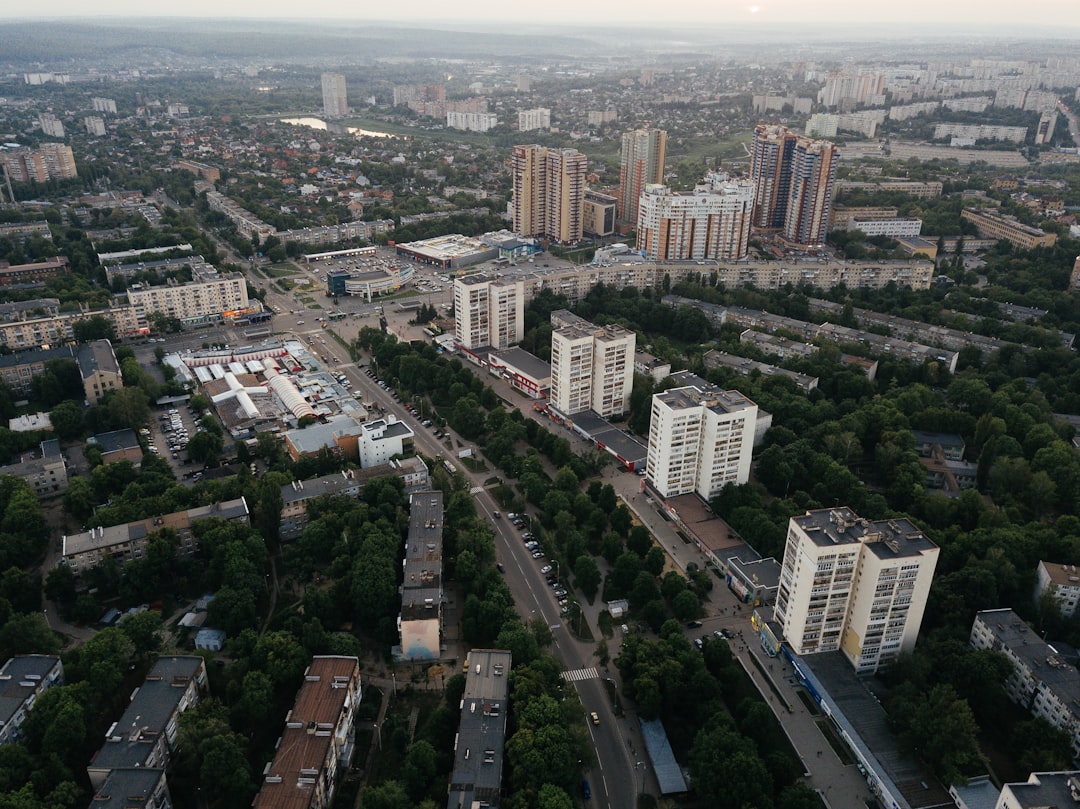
[328,311,346,321]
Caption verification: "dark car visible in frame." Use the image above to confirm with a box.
[582,780,591,799]
[686,620,703,629]
[496,563,506,574]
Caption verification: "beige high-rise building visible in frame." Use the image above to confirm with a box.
[321,72,348,118]
[773,508,939,674]
[618,128,667,223]
[636,172,755,261]
[512,145,586,244]
[645,384,756,500]
[453,274,524,350]
[549,310,635,418]
[39,113,65,139]
[0,144,77,183]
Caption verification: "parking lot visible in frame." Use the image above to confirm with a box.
[147,402,200,475]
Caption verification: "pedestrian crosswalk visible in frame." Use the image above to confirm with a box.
[469,486,484,495]
[561,667,600,683]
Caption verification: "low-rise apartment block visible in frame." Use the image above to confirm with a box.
[0,655,63,745]
[0,256,71,287]
[447,650,512,809]
[702,350,818,393]
[0,438,67,497]
[89,768,171,809]
[78,339,122,404]
[253,656,362,809]
[62,497,249,574]
[961,208,1057,250]
[970,608,1080,758]
[646,383,757,501]
[0,345,77,396]
[205,191,274,239]
[87,656,208,788]
[774,508,939,673]
[279,459,430,540]
[633,349,671,382]
[399,492,443,661]
[1036,561,1080,618]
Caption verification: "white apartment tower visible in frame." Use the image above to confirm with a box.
[518,108,551,132]
[549,310,635,418]
[321,72,348,118]
[39,113,65,139]
[453,274,525,350]
[636,172,755,261]
[645,385,757,501]
[773,508,939,674]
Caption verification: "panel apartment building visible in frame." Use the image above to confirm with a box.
[773,508,939,674]
[252,656,362,809]
[453,273,525,350]
[549,310,635,418]
[0,655,63,746]
[447,650,512,809]
[126,265,249,324]
[321,72,348,119]
[960,207,1058,250]
[512,145,587,244]
[636,172,755,261]
[645,384,757,501]
[399,491,444,661]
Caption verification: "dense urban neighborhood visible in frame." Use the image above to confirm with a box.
[1,14,1080,809]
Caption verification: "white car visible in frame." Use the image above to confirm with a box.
[540,565,552,574]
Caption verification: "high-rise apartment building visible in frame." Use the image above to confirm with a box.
[518,108,551,132]
[511,145,587,244]
[84,116,106,137]
[0,144,77,183]
[453,274,525,350]
[39,113,65,139]
[750,124,839,247]
[549,310,635,418]
[773,508,939,673]
[618,129,667,222]
[636,172,755,261]
[645,384,757,500]
[321,72,348,118]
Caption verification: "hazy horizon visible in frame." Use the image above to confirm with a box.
[0,1,1078,31]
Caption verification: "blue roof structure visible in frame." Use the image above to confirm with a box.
[639,717,688,794]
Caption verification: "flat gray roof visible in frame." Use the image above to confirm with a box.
[403,491,443,620]
[0,655,61,729]
[793,508,938,559]
[90,656,204,772]
[90,768,166,809]
[448,650,512,809]
[490,346,551,381]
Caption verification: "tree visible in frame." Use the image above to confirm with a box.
[0,612,60,662]
[49,401,83,439]
[402,739,438,802]
[231,670,274,731]
[187,430,224,466]
[118,610,163,656]
[361,781,413,809]
[573,555,601,599]
[672,589,701,622]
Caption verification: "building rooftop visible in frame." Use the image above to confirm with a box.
[89,768,166,809]
[489,346,551,381]
[0,655,61,730]
[77,339,120,380]
[656,384,757,416]
[1039,561,1080,589]
[285,415,365,455]
[89,428,140,455]
[254,656,360,809]
[63,498,248,558]
[999,771,1080,809]
[402,491,443,621]
[90,656,205,773]
[0,344,76,369]
[448,649,511,809]
[793,508,937,559]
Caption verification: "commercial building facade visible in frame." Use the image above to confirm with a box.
[582,190,616,238]
[774,508,939,673]
[645,384,757,501]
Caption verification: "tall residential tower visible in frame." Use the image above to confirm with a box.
[321,72,348,118]
[773,508,939,673]
[618,128,667,223]
[512,145,587,244]
[636,172,755,261]
[750,124,839,248]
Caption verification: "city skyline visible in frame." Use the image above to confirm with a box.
[1,3,1079,28]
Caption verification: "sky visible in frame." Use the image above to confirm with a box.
[1,0,1079,29]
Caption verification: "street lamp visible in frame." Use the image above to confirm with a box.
[635,761,645,795]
